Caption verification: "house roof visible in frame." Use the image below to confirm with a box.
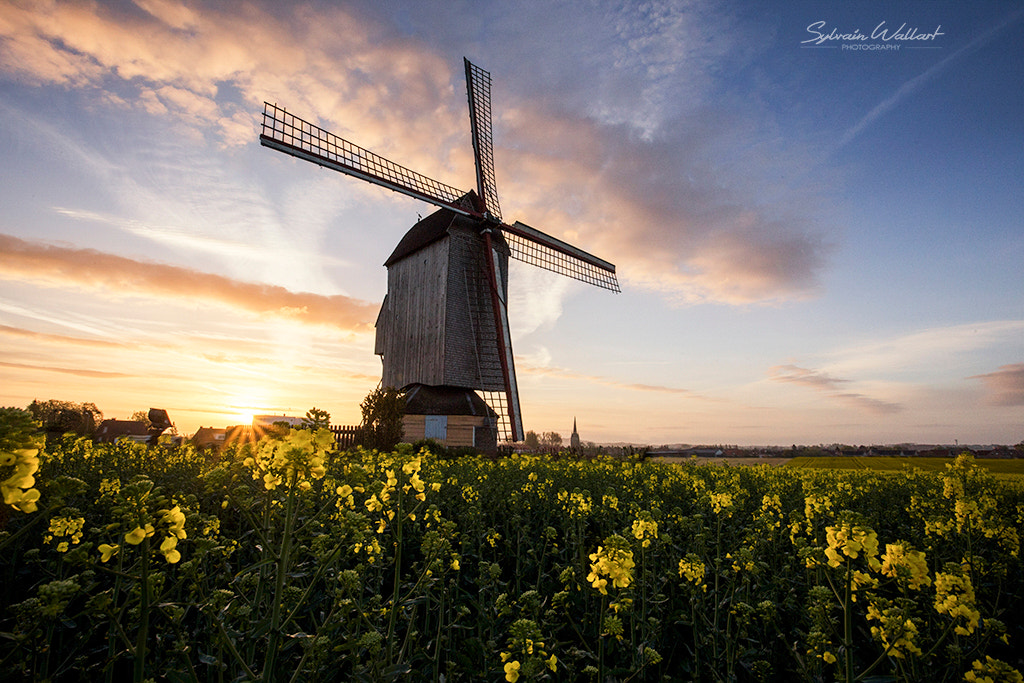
[94,419,150,442]
[404,384,496,417]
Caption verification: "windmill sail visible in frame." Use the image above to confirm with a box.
[465,58,502,220]
[504,221,620,292]
[260,103,478,217]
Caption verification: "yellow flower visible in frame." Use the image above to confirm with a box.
[678,555,706,587]
[504,660,521,682]
[263,473,283,490]
[451,557,460,571]
[159,535,182,564]
[125,524,154,545]
[709,491,734,515]
[587,539,635,594]
[546,654,558,672]
[2,448,41,513]
[822,651,837,664]
[934,571,980,635]
[824,523,881,570]
[880,543,930,590]
[98,543,119,562]
[964,656,1023,683]
[631,516,658,548]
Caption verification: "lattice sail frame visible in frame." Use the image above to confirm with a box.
[260,103,476,215]
[465,59,502,221]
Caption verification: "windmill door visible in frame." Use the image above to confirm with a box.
[424,416,447,441]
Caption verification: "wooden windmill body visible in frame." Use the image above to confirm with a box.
[260,59,619,447]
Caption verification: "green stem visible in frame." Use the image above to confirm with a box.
[263,475,298,680]
[134,535,151,682]
[104,552,127,683]
[843,561,853,683]
[385,488,404,665]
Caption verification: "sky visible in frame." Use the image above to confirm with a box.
[1,0,1022,446]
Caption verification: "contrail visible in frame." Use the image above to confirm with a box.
[836,9,1023,151]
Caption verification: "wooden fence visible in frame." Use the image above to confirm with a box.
[329,424,365,450]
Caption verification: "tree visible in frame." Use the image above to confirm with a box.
[360,387,406,452]
[523,430,541,452]
[130,411,153,429]
[540,432,563,449]
[302,407,331,430]
[27,400,102,438]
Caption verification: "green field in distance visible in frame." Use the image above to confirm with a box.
[785,456,1024,475]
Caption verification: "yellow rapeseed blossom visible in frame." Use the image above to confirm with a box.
[98,543,119,562]
[964,656,1023,683]
[935,571,981,635]
[504,660,521,682]
[866,601,922,658]
[709,491,734,516]
[631,514,658,548]
[2,447,41,513]
[44,515,86,551]
[160,535,182,564]
[587,537,635,595]
[125,523,155,545]
[678,554,706,588]
[880,543,931,590]
[824,523,881,570]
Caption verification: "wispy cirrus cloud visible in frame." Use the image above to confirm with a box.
[521,362,712,399]
[0,234,378,331]
[970,363,1024,406]
[0,360,132,379]
[769,364,902,415]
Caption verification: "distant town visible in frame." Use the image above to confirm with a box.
[19,399,1024,458]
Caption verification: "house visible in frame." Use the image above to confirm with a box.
[191,427,227,450]
[94,419,150,443]
[253,415,305,429]
[400,384,498,454]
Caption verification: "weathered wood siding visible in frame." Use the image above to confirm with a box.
[379,236,449,388]
[377,215,512,395]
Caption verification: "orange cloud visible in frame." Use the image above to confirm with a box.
[0,234,379,331]
[520,362,710,398]
[0,1,829,305]
[970,364,1024,406]
[769,364,901,415]
[0,360,132,379]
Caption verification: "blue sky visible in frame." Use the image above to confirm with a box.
[1,0,1021,445]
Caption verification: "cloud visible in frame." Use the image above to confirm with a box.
[0,323,129,348]
[825,321,1024,377]
[0,234,379,331]
[0,0,829,306]
[769,364,901,415]
[0,360,132,379]
[970,364,1024,406]
[521,362,708,398]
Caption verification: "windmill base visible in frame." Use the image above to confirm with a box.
[401,384,498,455]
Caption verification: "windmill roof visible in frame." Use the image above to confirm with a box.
[383,191,482,267]
[404,384,496,417]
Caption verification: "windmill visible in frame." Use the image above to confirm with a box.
[259,58,619,445]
